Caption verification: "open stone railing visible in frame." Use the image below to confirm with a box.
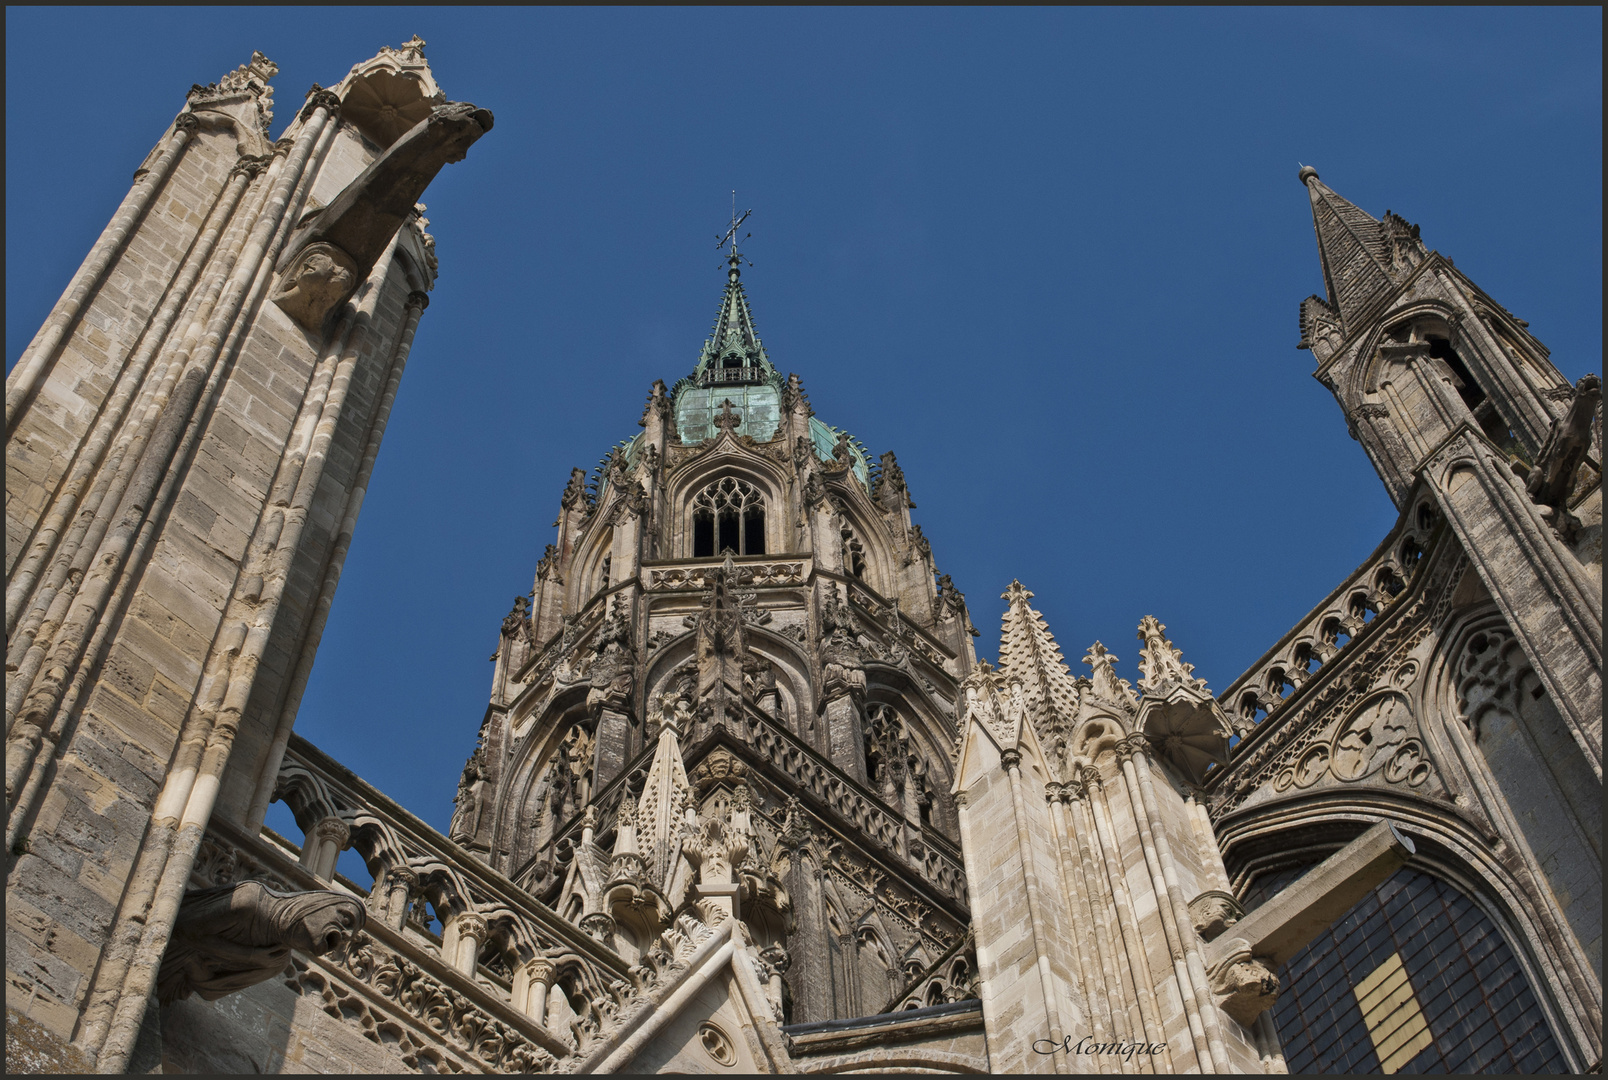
[269,734,665,1069]
[1216,489,1446,738]
[644,557,809,591]
[195,819,567,1073]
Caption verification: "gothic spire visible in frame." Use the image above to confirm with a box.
[997,581,1080,736]
[1299,166,1425,332]
[692,251,775,380]
[1135,615,1209,699]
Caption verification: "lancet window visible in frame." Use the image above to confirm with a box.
[692,477,766,557]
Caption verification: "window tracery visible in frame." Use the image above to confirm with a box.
[692,476,766,557]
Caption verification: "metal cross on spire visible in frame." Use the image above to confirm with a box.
[716,191,752,266]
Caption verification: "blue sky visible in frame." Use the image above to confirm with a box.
[7,8,1601,849]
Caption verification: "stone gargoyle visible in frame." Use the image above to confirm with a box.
[1526,373,1602,540]
[156,880,365,1004]
[272,100,493,330]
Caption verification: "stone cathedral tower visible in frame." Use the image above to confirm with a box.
[453,242,986,1034]
[5,40,1600,1077]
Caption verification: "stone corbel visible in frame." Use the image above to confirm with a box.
[156,880,365,1004]
[1205,937,1280,1026]
[1203,821,1415,1025]
[1188,889,1245,942]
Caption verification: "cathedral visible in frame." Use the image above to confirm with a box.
[4,42,1601,1075]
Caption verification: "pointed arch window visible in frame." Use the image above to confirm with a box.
[692,477,765,557]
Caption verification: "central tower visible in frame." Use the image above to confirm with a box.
[449,250,982,1026]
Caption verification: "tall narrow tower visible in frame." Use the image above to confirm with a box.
[4,41,491,1071]
[1296,167,1601,793]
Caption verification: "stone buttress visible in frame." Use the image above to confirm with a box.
[5,40,491,1071]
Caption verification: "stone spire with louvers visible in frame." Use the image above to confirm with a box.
[1300,166,1427,332]
[997,582,1081,737]
[693,251,776,379]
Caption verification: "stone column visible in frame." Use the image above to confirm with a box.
[1043,784,1116,1074]
[513,958,557,1026]
[383,866,418,930]
[1083,767,1173,1065]
[441,911,488,976]
[1116,736,1222,1070]
[299,816,349,881]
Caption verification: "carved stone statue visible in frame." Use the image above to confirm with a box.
[450,749,488,842]
[157,881,365,1004]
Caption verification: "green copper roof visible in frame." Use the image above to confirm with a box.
[673,252,783,443]
[661,252,870,491]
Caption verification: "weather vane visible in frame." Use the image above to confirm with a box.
[716,190,752,268]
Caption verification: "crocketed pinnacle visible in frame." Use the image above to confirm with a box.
[1081,641,1136,710]
[633,704,694,890]
[1300,166,1423,331]
[997,581,1081,736]
[1135,615,1210,699]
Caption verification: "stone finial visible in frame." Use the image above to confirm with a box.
[1082,641,1137,711]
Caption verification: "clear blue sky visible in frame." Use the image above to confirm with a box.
[7,8,1601,850]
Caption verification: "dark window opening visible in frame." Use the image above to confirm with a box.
[599,555,611,592]
[743,508,765,555]
[1428,336,1485,412]
[717,512,741,555]
[693,514,715,558]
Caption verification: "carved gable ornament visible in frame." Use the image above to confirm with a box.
[1251,688,1440,810]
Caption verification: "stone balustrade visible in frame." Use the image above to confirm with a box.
[272,734,636,1052]
[1217,490,1446,738]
